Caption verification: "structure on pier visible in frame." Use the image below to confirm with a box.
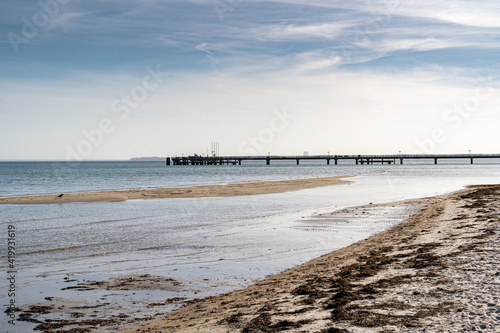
[168,154,500,166]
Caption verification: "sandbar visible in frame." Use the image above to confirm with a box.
[0,176,352,204]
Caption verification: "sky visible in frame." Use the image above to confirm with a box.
[1,0,500,160]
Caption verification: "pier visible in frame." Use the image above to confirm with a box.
[168,154,500,166]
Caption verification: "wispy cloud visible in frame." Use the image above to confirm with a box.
[2,0,500,158]
[249,22,349,41]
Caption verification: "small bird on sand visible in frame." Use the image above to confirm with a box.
[56,194,64,199]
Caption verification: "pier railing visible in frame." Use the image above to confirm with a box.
[167,154,500,166]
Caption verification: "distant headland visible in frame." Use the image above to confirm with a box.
[129,156,165,162]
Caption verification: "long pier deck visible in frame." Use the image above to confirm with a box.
[167,154,500,166]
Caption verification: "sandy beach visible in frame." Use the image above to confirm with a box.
[0,176,352,204]
[113,184,499,333]
[13,184,500,332]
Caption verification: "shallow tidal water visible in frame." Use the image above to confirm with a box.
[1,161,500,330]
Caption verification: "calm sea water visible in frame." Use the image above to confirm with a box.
[1,159,499,197]
[1,160,500,330]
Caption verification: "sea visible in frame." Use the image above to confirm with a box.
[1,159,499,331]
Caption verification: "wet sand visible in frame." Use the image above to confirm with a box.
[118,185,500,332]
[0,176,352,204]
[11,200,420,332]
